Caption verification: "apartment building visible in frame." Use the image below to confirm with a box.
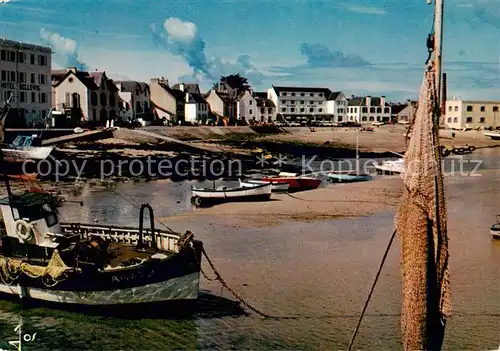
[347,95,391,123]
[445,98,500,129]
[0,38,52,127]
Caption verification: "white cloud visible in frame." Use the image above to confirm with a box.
[343,5,387,15]
[77,48,193,84]
[40,28,76,57]
[163,17,197,42]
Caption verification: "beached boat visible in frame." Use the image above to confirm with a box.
[483,131,500,140]
[327,171,373,183]
[191,182,272,207]
[260,176,321,192]
[239,179,290,192]
[0,190,202,307]
[490,215,500,239]
[2,143,53,163]
[373,158,405,175]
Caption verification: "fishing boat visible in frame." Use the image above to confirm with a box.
[327,171,373,183]
[239,179,290,192]
[328,129,373,183]
[260,176,321,192]
[490,215,500,239]
[190,182,272,207]
[2,135,54,163]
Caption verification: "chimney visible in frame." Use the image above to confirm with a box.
[380,96,385,107]
[185,92,189,103]
[365,95,371,106]
[179,83,185,92]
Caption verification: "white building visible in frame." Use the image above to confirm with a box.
[325,91,348,123]
[347,95,391,124]
[267,86,341,123]
[174,83,209,124]
[52,68,121,126]
[0,38,52,127]
[115,81,151,121]
[445,98,500,129]
[253,92,276,123]
[236,90,257,122]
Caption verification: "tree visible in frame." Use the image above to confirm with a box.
[220,73,251,92]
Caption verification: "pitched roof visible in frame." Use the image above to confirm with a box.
[347,96,389,106]
[52,69,118,91]
[187,93,207,104]
[272,86,332,96]
[115,81,150,94]
[253,92,268,99]
[327,91,342,100]
[172,83,200,94]
[256,98,275,108]
[390,104,408,115]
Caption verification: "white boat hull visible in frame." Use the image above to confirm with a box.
[0,272,199,305]
[240,179,290,192]
[374,159,405,175]
[483,132,500,140]
[192,183,272,199]
[1,146,53,162]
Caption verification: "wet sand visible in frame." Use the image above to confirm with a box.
[257,125,500,153]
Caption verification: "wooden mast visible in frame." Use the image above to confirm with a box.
[433,0,444,123]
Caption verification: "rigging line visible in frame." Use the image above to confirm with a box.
[347,229,397,351]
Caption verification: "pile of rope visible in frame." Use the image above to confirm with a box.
[0,250,72,287]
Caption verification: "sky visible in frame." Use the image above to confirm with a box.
[0,0,499,102]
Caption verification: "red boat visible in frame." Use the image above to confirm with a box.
[260,176,321,192]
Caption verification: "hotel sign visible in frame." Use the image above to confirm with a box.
[0,82,41,91]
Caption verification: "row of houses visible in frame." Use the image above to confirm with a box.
[1,38,497,129]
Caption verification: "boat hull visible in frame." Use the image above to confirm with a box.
[483,132,500,140]
[0,238,203,306]
[191,183,272,206]
[240,179,290,192]
[1,146,53,162]
[490,224,500,239]
[261,177,321,192]
[327,172,373,183]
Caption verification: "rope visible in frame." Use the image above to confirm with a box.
[201,245,273,318]
[285,192,398,206]
[347,229,397,351]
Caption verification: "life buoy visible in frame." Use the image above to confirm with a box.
[15,219,34,242]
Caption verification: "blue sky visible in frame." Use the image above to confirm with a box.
[1,0,498,101]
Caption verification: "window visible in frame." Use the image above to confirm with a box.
[480,117,485,123]
[20,92,26,103]
[291,93,295,96]
[9,51,15,62]
[30,54,35,64]
[260,108,265,114]
[494,106,499,112]
[376,107,382,113]
[90,92,97,106]
[384,108,390,113]
[38,55,47,66]
[268,108,272,114]
[310,93,314,97]
[249,109,253,114]
[466,105,473,112]
[362,107,368,113]
[466,117,472,123]
[290,100,295,105]
[30,73,35,84]
[40,93,46,103]
[300,108,305,112]
[68,77,74,83]
[101,93,108,106]
[0,70,5,81]
[72,93,81,108]
[309,108,314,113]
[38,74,45,85]
[280,92,286,96]
[338,116,343,122]
[290,108,295,113]
[300,93,305,96]
[92,109,97,121]
[31,92,35,103]
[370,107,375,113]
[448,106,452,112]
[453,117,458,123]
[447,117,451,122]
[319,93,323,97]
[10,71,15,82]
[249,100,252,105]
[300,100,304,105]
[318,108,322,112]
[281,107,286,112]
[109,94,115,106]
[282,100,287,105]
[454,106,458,112]
[480,106,485,112]
[0,50,5,61]
[369,116,374,121]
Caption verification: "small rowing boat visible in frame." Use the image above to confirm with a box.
[239,179,290,192]
[327,170,373,183]
[260,176,321,192]
[191,182,272,207]
[373,158,405,175]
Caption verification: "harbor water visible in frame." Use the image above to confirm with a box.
[0,150,500,350]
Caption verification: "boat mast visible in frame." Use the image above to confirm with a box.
[355,128,359,175]
[0,93,14,201]
[433,0,444,123]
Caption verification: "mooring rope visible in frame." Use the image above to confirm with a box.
[347,229,397,351]
[200,245,273,318]
[285,192,398,206]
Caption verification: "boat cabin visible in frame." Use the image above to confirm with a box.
[0,191,68,249]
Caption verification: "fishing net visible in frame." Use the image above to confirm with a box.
[395,60,451,350]
[0,250,70,284]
